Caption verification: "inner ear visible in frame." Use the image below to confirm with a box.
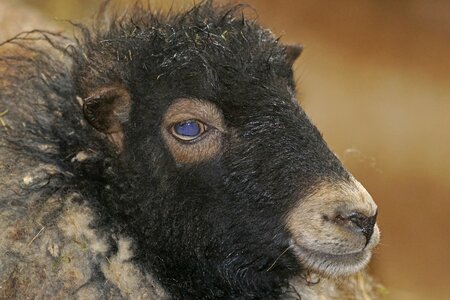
[83,85,131,151]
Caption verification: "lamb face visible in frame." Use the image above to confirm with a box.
[73,3,379,298]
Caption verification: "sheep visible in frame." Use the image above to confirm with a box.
[0,2,382,299]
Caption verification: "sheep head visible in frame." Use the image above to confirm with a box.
[74,3,379,298]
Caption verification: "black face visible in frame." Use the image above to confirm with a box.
[121,70,346,296]
[73,3,377,299]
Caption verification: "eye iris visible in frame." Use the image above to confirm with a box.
[175,121,201,137]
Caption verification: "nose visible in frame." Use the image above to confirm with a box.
[334,211,378,245]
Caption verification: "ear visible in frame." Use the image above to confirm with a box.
[285,44,303,66]
[83,85,131,151]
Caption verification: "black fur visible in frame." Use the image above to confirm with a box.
[0,2,349,299]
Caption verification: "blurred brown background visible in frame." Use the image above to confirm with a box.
[3,0,450,299]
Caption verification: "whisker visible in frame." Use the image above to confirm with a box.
[266,244,294,272]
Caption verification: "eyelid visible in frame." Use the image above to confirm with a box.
[162,99,226,132]
[161,98,225,164]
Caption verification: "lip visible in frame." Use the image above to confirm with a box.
[290,241,372,277]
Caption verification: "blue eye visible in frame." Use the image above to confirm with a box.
[171,120,206,141]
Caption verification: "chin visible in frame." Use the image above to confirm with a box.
[291,242,373,277]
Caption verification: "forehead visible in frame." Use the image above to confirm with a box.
[147,37,294,111]
[126,12,294,102]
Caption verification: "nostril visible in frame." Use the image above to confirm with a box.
[348,212,370,229]
[334,211,378,245]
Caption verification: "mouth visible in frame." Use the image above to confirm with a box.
[290,240,372,277]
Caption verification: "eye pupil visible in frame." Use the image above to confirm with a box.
[174,120,201,138]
